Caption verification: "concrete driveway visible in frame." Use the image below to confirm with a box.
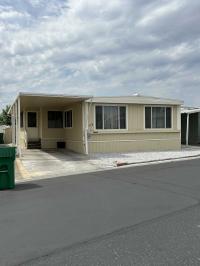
[16,149,112,181]
[1,158,200,265]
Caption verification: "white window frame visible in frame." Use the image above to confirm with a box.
[94,104,128,131]
[64,109,73,129]
[144,106,173,130]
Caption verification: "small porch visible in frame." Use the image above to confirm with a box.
[10,93,90,156]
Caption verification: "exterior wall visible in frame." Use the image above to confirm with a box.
[19,102,85,153]
[88,103,181,153]
[181,113,200,145]
[64,102,85,154]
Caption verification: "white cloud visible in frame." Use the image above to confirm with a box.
[137,0,186,26]
[0,0,200,109]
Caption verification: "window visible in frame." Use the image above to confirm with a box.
[28,112,37,128]
[48,111,63,128]
[145,107,172,129]
[20,112,23,128]
[95,105,127,130]
[65,110,73,128]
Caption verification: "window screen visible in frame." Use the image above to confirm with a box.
[48,111,63,128]
[95,105,127,130]
[145,107,172,129]
[104,106,119,129]
[152,107,165,128]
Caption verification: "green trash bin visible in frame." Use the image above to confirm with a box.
[0,145,16,190]
[0,133,4,144]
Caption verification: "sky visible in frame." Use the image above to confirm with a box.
[0,0,200,109]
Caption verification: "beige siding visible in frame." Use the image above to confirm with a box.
[88,103,181,153]
[64,102,85,154]
[20,104,85,153]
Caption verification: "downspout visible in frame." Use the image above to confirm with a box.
[82,101,88,155]
[15,101,17,147]
[17,97,21,157]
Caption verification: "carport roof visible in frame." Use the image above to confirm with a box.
[181,107,200,114]
[10,92,92,110]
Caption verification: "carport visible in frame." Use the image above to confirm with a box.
[181,107,200,145]
[9,93,91,157]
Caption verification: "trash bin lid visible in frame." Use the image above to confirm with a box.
[0,145,16,158]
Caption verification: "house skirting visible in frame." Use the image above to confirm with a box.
[88,132,181,153]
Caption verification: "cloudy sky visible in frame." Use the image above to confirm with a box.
[0,0,200,109]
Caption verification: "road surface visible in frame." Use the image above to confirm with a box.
[0,158,200,265]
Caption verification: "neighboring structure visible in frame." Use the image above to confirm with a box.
[0,125,11,144]
[0,125,9,133]
[181,107,200,146]
[9,93,183,156]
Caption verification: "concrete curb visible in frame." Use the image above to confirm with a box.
[116,154,200,167]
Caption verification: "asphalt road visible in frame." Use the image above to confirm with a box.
[0,158,200,266]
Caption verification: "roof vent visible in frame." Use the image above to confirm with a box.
[132,93,140,96]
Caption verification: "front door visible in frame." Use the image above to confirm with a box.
[27,112,39,140]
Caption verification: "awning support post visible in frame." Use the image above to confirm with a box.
[186,113,190,146]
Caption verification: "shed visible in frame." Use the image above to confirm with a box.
[181,107,200,145]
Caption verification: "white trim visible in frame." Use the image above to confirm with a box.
[82,102,88,155]
[94,104,128,131]
[91,130,179,134]
[66,140,83,143]
[19,92,91,99]
[15,101,17,146]
[42,138,65,140]
[84,102,89,155]
[88,138,180,143]
[177,106,181,130]
[64,109,73,129]
[17,97,21,157]
[186,113,190,146]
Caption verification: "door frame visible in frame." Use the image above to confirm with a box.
[26,111,39,140]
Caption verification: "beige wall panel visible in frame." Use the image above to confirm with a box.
[88,139,181,153]
[42,107,65,139]
[66,141,85,154]
[64,102,84,153]
[88,132,181,153]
